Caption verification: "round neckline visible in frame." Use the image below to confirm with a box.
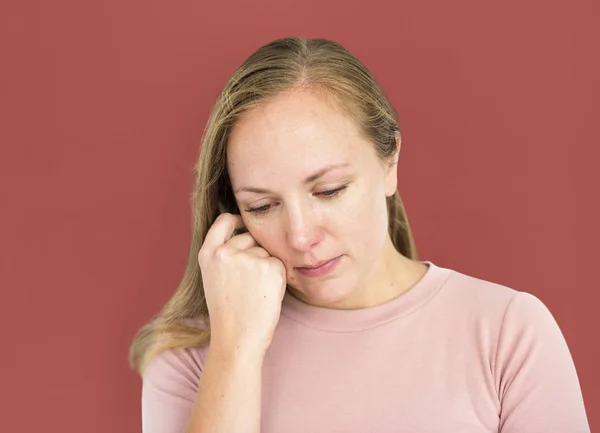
[280,261,452,332]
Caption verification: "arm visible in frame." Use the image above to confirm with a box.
[495,292,590,432]
[141,344,265,433]
[141,214,285,433]
[185,344,264,433]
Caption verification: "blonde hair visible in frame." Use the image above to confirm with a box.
[129,37,419,375]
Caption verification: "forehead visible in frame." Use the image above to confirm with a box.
[227,90,374,186]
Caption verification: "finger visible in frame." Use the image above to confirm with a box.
[202,213,246,253]
[244,246,271,258]
[266,257,288,295]
[226,232,260,251]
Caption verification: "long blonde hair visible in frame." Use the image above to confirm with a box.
[129,37,419,375]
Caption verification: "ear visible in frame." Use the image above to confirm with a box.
[384,134,401,197]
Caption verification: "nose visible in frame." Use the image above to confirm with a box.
[285,203,323,253]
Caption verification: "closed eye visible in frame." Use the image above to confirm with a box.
[244,185,348,214]
[315,185,347,198]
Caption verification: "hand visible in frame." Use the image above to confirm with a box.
[198,213,287,355]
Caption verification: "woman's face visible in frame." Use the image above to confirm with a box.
[227,89,399,309]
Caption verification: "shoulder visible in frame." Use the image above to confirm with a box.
[140,342,209,433]
[436,264,571,371]
[142,319,211,391]
[434,265,521,321]
[143,344,207,383]
[494,289,570,367]
[440,265,556,327]
[141,343,209,416]
[431,264,564,351]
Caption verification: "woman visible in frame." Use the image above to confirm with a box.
[129,37,590,432]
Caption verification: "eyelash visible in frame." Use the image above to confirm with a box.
[244,185,348,215]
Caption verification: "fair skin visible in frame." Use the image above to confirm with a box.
[228,88,428,310]
[187,88,427,433]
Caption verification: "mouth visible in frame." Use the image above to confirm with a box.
[294,255,343,278]
[297,257,337,269]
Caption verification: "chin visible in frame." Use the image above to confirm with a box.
[290,276,358,308]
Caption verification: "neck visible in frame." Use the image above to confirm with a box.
[349,237,426,309]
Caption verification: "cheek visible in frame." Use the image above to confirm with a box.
[328,186,388,251]
[245,222,288,258]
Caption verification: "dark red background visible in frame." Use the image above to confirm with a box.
[1,1,598,432]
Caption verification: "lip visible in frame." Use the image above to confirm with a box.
[295,255,342,278]
[299,258,334,269]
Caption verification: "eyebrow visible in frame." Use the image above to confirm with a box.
[234,162,351,194]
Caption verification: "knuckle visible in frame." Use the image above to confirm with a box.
[197,248,209,264]
[268,258,284,273]
[216,212,236,225]
[214,246,231,260]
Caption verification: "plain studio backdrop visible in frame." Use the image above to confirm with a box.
[0,0,598,432]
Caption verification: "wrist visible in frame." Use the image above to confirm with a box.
[208,337,268,364]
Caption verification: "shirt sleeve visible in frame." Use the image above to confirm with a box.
[141,347,202,433]
[495,291,590,433]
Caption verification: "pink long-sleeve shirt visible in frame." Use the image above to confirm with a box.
[141,261,590,432]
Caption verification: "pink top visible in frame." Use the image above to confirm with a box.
[141,262,590,432]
